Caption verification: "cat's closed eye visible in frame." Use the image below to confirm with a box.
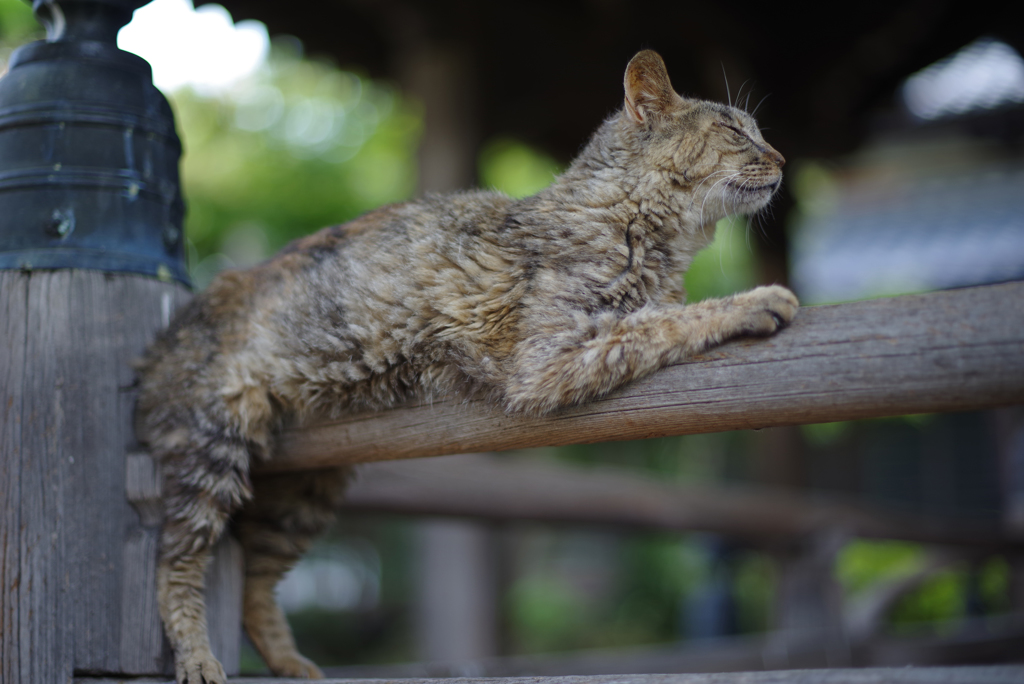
[714,121,750,144]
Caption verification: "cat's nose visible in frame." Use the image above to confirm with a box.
[765,146,785,168]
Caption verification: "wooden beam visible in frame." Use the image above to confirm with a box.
[77,664,1024,684]
[270,282,1024,472]
[338,455,1020,547]
[317,618,1024,680]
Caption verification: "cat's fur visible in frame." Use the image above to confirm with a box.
[135,50,797,683]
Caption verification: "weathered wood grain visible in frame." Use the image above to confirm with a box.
[0,271,193,680]
[120,528,167,674]
[0,271,60,684]
[6,271,75,682]
[340,454,1020,547]
[127,451,164,528]
[66,270,133,673]
[0,273,22,680]
[205,534,244,676]
[270,282,1024,471]
[113,278,194,675]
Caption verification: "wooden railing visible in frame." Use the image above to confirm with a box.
[340,453,1022,548]
[240,281,1024,682]
[271,281,1024,471]
[101,281,1024,682]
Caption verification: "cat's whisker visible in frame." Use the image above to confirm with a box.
[700,173,741,226]
[688,170,736,212]
[735,79,751,111]
[754,210,771,241]
[723,176,752,218]
[688,169,734,198]
[721,64,732,107]
[691,170,733,193]
[718,219,728,278]
[751,93,771,118]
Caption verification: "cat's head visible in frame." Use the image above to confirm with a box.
[621,50,784,220]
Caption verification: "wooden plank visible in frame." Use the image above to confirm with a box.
[270,282,1024,472]
[59,273,190,674]
[0,271,40,684]
[72,666,1024,684]
[206,534,244,677]
[317,615,1024,678]
[64,269,129,673]
[307,612,1024,679]
[4,271,75,682]
[339,454,1018,547]
[126,452,164,528]
[120,528,167,674]
[113,278,193,675]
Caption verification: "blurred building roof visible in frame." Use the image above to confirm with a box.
[792,154,1024,303]
[903,37,1024,120]
[201,1,1024,163]
[792,36,1024,304]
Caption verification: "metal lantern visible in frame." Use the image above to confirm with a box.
[0,0,190,286]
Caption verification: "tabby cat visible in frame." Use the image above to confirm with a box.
[135,49,797,683]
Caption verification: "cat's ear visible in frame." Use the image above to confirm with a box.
[623,50,678,125]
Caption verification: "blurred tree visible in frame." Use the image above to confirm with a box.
[0,0,41,68]
[170,40,421,287]
[478,137,560,199]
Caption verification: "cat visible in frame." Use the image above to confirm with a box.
[135,49,797,683]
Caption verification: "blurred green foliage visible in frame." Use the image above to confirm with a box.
[838,540,1012,630]
[0,0,38,45]
[732,552,775,633]
[838,539,924,595]
[0,0,40,74]
[507,532,706,654]
[169,40,422,288]
[508,568,591,652]
[479,137,561,199]
[685,215,759,302]
[280,518,416,668]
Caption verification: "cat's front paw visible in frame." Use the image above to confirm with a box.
[175,650,227,684]
[730,285,799,336]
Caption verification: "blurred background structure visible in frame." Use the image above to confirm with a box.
[2,0,1022,677]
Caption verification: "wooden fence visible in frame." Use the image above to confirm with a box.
[6,274,1023,684]
[271,280,1024,470]
[251,279,1024,683]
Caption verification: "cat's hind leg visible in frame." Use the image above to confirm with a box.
[158,433,256,684]
[233,467,353,679]
[506,284,798,413]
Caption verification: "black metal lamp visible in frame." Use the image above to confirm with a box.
[0,0,190,286]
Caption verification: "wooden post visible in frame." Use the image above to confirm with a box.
[996,407,1024,612]
[767,531,849,669]
[415,520,500,663]
[0,2,243,679]
[1,272,189,680]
